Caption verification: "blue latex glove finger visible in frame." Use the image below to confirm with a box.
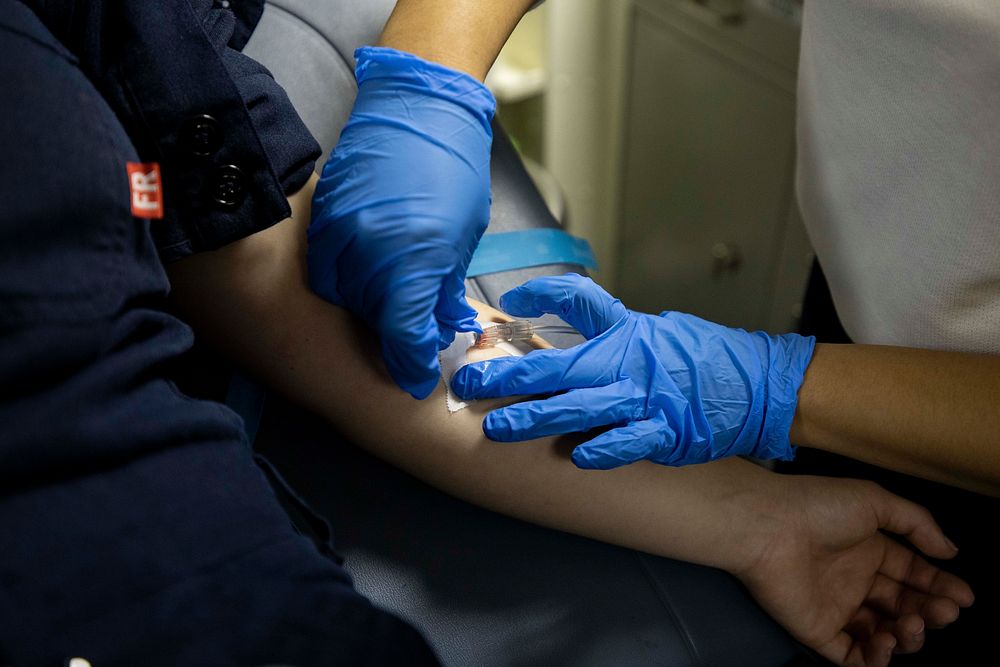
[482,381,646,442]
[435,267,481,344]
[451,347,589,400]
[438,327,457,351]
[378,272,447,400]
[499,273,628,339]
[306,223,348,308]
[571,412,678,470]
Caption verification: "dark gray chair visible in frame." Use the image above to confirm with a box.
[244,2,809,664]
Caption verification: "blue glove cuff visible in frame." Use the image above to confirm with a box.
[755,333,817,461]
[354,46,497,133]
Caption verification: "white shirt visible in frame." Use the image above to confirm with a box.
[797,0,1000,353]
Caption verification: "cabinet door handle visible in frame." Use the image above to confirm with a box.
[692,0,746,25]
[711,242,743,274]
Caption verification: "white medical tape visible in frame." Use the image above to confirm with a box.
[438,323,528,413]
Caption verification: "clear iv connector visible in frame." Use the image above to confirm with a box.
[474,320,578,348]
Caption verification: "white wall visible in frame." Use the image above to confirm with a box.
[544,0,632,288]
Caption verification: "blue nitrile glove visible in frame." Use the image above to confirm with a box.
[309,47,496,399]
[451,274,816,469]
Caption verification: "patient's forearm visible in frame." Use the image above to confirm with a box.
[378,0,536,80]
[167,178,779,576]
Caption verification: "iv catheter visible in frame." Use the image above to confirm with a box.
[474,321,578,348]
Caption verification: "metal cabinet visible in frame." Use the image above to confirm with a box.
[615,0,810,331]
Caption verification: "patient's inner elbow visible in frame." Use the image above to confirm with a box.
[466,346,516,364]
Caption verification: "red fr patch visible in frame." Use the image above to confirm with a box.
[126,162,164,219]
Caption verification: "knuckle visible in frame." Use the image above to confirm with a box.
[624,384,647,421]
[913,505,935,527]
[856,479,884,498]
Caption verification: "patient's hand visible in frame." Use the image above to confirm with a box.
[736,476,974,666]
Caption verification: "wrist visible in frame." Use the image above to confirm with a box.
[354,46,497,139]
[719,471,798,580]
[687,462,789,576]
[754,332,816,461]
[354,47,497,128]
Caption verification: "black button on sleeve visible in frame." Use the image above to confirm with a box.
[208,165,247,208]
[179,114,222,157]
[32,0,319,260]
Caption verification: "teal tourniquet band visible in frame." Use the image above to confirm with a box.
[466,229,598,277]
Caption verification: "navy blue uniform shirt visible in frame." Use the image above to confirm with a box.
[0,1,437,663]
[23,0,321,261]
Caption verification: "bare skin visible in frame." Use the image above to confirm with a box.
[791,343,1000,496]
[378,0,537,80]
[168,176,973,666]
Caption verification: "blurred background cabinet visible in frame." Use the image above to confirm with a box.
[615,0,809,332]
[492,0,811,333]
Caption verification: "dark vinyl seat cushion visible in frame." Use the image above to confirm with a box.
[244,2,806,664]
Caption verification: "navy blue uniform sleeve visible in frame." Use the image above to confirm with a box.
[24,0,322,262]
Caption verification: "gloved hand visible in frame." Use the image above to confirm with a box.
[309,47,496,399]
[451,274,816,469]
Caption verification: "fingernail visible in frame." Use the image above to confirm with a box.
[410,376,440,400]
[451,370,477,398]
[945,537,959,552]
[484,413,512,441]
[571,449,592,469]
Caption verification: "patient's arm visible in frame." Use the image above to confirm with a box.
[167,176,761,570]
[168,176,972,666]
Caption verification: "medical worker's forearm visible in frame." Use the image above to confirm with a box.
[791,344,1000,497]
[378,0,536,80]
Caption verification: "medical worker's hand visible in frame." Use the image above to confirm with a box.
[451,273,816,468]
[309,47,495,399]
[739,475,973,666]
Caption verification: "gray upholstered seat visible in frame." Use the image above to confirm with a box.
[245,2,806,664]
